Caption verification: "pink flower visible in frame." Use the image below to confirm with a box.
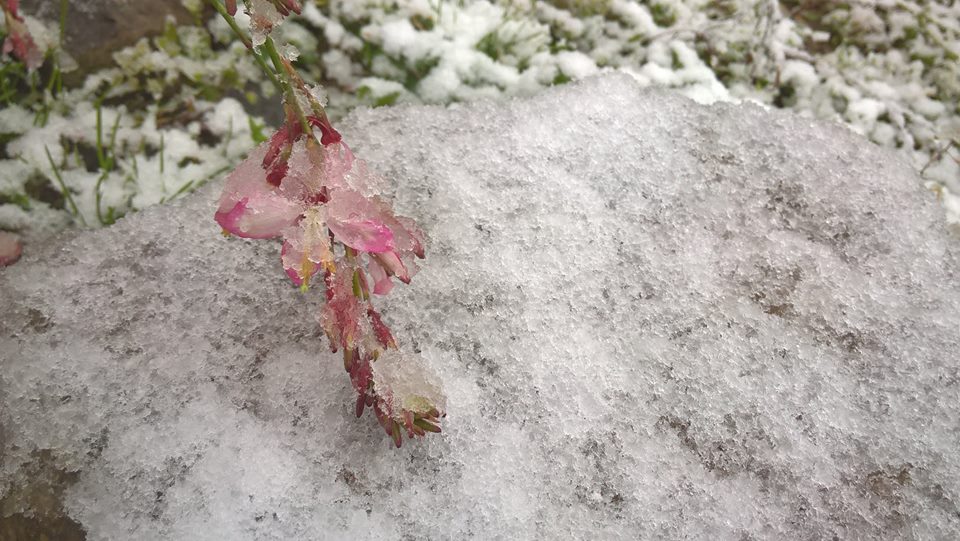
[215,116,440,447]
[215,128,424,292]
[0,231,22,267]
[2,0,43,70]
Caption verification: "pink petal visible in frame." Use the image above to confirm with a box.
[280,241,310,286]
[0,231,22,267]
[373,251,410,283]
[328,218,394,253]
[215,195,303,239]
[284,0,303,15]
[325,181,425,260]
[324,188,400,253]
[319,143,355,191]
[394,215,426,259]
[367,259,394,295]
[4,16,42,70]
[280,210,332,287]
[216,142,304,238]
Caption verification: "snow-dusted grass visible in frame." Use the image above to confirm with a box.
[1,0,958,243]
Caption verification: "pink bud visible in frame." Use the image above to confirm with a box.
[355,393,366,417]
[0,231,22,266]
[367,307,397,349]
[262,128,290,169]
[265,160,288,186]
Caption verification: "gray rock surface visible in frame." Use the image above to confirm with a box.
[1,74,959,540]
[22,0,192,72]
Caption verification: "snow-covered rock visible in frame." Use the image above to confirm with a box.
[2,74,959,539]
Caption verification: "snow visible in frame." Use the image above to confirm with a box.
[2,74,960,539]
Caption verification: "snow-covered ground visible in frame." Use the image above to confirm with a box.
[2,74,958,539]
[1,0,958,245]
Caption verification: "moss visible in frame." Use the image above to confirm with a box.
[541,0,611,18]
[410,14,435,31]
[477,32,502,61]
[650,3,677,27]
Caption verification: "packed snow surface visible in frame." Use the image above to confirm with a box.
[2,74,959,539]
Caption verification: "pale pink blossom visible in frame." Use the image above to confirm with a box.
[215,131,424,291]
[215,107,439,446]
[0,231,22,267]
[2,0,43,70]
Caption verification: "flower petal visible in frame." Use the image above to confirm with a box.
[328,217,394,253]
[0,231,22,267]
[367,258,394,295]
[319,142,355,191]
[215,194,303,239]
[215,142,303,238]
[325,188,398,253]
[372,251,410,283]
[3,14,42,70]
[280,208,333,287]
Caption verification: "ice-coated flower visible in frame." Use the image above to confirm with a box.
[369,348,445,447]
[215,123,424,292]
[245,0,302,46]
[214,82,439,447]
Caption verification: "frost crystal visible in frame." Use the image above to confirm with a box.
[247,0,284,47]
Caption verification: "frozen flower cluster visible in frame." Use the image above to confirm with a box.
[214,0,443,446]
[216,120,443,446]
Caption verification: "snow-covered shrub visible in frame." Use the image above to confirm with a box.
[2,0,958,244]
[0,9,269,244]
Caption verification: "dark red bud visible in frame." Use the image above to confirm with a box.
[225,0,237,15]
[262,128,289,169]
[305,186,329,206]
[367,307,397,349]
[355,393,366,417]
[308,116,342,145]
[266,161,288,186]
[323,270,334,301]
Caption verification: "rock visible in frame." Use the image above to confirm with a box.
[1,74,959,539]
[21,0,192,73]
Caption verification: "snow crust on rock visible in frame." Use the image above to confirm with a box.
[2,73,959,539]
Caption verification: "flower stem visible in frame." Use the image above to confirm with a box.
[261,36,313,137]
[205,0,283,95]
